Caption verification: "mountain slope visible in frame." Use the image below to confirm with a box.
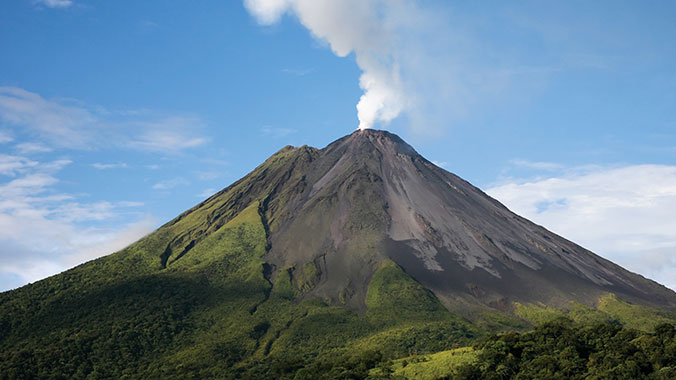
[1,129,675,379]
[260,129,675,313]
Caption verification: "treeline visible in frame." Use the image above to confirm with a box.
[197,319,676,380]
[447,319,676,380]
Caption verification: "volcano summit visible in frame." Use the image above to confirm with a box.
[205,129,675,312]
[1,129,675,378]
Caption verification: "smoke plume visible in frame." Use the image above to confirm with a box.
[244,0,432,131]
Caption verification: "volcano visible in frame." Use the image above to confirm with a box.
[2,129,675,378]
[191,129,676,312]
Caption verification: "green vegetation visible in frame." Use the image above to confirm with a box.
[2,144,676,379]
[2,195,674,379]
[598,293,676,332]
[475,312,529,332]
[371,347,478,380]
[514,302,566,325]
[444,319,676,380]
[0,211,476,379]
[295,261,321,293]
[366,260,450,325]
[514,294,676,332]
[272,265,298,300]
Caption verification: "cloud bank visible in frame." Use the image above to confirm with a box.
[0,86,214,290]
[0,86,208,154]
[0,154,156,290]
[487,164,676,290]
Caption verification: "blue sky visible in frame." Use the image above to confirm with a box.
[1,0,675,291]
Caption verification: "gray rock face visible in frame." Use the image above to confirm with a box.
[260,129,676,312]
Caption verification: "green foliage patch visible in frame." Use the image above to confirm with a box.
[515,294,676,332]
[366,260,450,325]
[2,145,676,379]
[598,293,675,332]
[446,319,676,380]
[371,347,478,380]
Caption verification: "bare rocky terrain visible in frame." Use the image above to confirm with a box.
[234,129,676,314]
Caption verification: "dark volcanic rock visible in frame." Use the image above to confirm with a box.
[230,129,676,313]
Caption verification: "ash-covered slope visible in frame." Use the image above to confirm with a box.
[244,129,676,312]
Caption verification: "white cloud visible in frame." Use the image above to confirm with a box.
[245,0,413,130]
[0,131,13,143]
[15,142,53,154]
[200,158,229,166]
[128,117,208,153]
[0,155,38,176]
[152,177,189,190]
[195,171,221,181]
[0,87,208,154]
[117,201,144,207]
[52,201,117,223]
[197,188,216,198]
[261,126,298,138]
[0,155,156,291]
[432,160,448,169]
[509,159,565,171]
[92,162,128,170]
[35,0,73,9]
[243,1,546,133]
[61,216,156,268]
[0,87,97,148]
[244,1,638,136]
[487,164,676,290]
[0,217,156,288]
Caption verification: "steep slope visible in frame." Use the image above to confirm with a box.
[259,129,676,313]
[1,129,675,379]
[87,128,674,314]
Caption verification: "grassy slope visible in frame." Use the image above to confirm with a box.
[377,296,676,380]
[370,347,478,380]
[0,170,478,380]
[515,294,676,332]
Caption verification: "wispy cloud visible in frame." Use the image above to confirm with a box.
[117,201,144,207]
[0,131,13,143]
[92,162,128,170]
[140,20,159,29]
[0,87,208,154]
[200,158,229,166]
[0,154,155,290]
[261,126,298,138]
[509,159,565,171]
[128,116,208,153]
[15,142,53,154]
[197,188,216,198]
[34,0,73,9]
[281,67,315,76]
[0,155,38,176]
[52,201,117,223]
[195,171,221,181]
[152,177,189,190]
[0,87,97,148]
[487,164,676,290]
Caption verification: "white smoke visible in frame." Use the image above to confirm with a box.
[244,0,423,130]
